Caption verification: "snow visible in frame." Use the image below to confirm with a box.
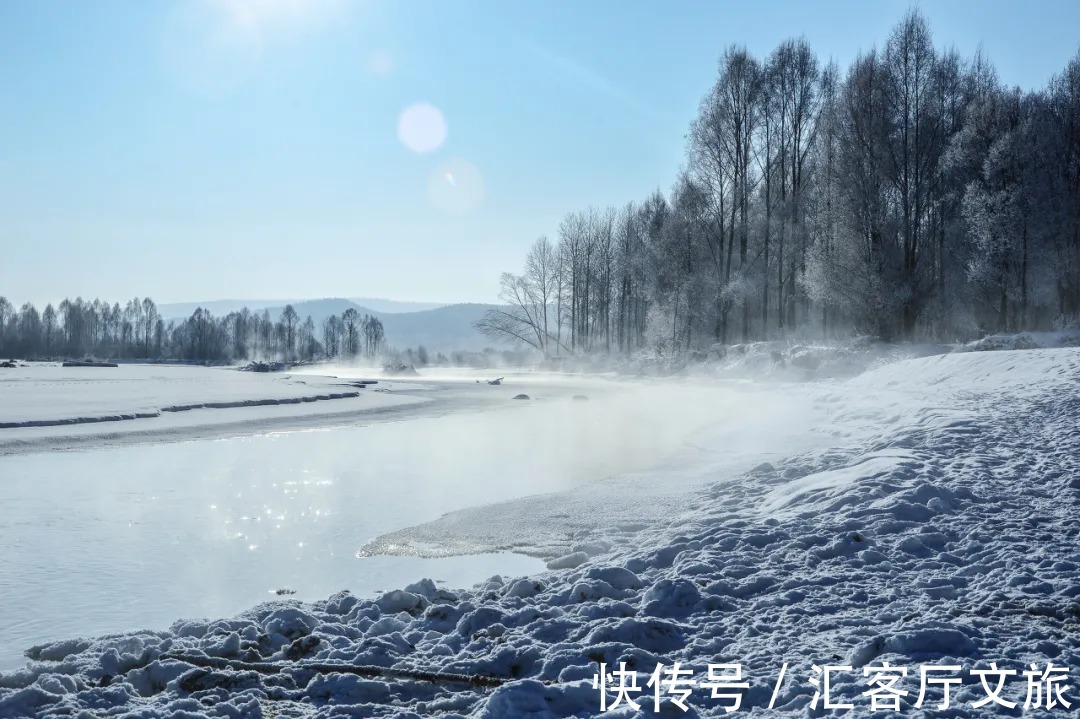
[0,366,592,455]
[1,348,1078,716]
[957,330,1080,352]
[0,363,427,433]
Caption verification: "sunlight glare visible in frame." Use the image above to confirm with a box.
[160,0,346,96]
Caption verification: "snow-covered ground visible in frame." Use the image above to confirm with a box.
[1,349,1078,717]
[0,364,581,455]
[956,330,1080,352]
[0,363,426,431]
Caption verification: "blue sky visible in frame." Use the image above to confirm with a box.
[2,0,1078,308]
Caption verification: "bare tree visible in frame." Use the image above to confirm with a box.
[280,305,299,360]
[322,314,342,358]
[477,237,567,354]
[341,308,359,357]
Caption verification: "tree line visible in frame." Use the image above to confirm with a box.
[0,296,385,362]
[480,11,1080,355]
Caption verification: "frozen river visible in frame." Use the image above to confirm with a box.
[0,365,754,668]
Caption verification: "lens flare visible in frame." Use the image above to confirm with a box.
[428,159,484,215]
[397,103,447,154]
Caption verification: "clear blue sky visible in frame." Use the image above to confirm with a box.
[2,0,1078,308]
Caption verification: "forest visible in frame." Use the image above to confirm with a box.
[479,11,1080,355]
[0,297,386,363]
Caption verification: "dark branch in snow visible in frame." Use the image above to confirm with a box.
[160,653,511,688]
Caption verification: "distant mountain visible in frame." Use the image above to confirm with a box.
[348,298,447,313]
[162,297,449,318]
[260,298,374,323]
[378,303,504,353]
[159,299,289,320]
[158,298,502,352]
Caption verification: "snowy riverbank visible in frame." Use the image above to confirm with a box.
[0,364,425,430]
[1,348,1079,717]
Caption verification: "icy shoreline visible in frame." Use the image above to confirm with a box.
[0,392,364,429]
[2,348,1079,717]
[0,364,383,430]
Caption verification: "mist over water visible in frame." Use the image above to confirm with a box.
[0,372,786,669]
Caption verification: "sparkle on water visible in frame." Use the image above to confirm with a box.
[0,406,584,669]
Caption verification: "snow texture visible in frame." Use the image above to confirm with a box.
[0,364,409,428]
[1,348,1079,717]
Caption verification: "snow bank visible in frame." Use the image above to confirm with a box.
[550,328,1080,386]
[957,330,1080,352]
[2,349,1078,717]
[0,393,363,429]
[548,338,950,383]
[0,364,372,428]
[702,338,949,380]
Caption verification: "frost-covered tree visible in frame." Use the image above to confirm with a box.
[341,308,360,357]
[485,10,1080,350]
[279,305,299,361]
[478,235,574,355]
